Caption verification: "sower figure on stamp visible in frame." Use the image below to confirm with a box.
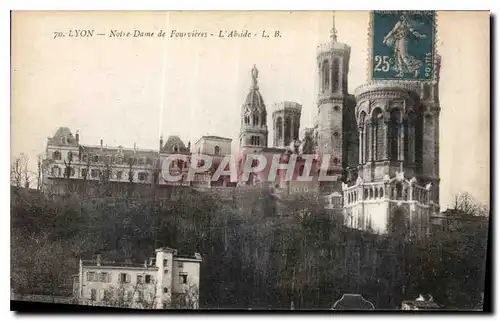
[383,12,427,78]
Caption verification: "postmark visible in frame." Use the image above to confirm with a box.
[370,11,436,81]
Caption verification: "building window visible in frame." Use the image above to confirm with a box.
[244,116,250,125]
[87,272,96,282]
[137,275,143,284]
[145,275,152,284]
[276,117,283,139]
[91,169,100,178]
[120,273,130,283]
[173,145,179,153]
[81,168,88,178]
[146,158,153,166]
[103,289,112,301]
[331,58,340,92]
[51,166,61,177]
[52,151,62,160]
[177,261,184,268]
[82,154,88,162]
[90,289,97,301]
[100,272,110,283]
[253,114,259,126]
[163,259,168,267]
[92,155,99,163]
[67,151,73,162]
[179,273,188,284]
[322,59,330,92]
[116,156,122,164]
[214,146,220,155]
[138,172,148,181]
[251,136,260,146]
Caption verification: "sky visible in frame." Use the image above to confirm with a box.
[11,11,490,209]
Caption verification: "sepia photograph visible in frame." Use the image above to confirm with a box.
[10,10,490,312]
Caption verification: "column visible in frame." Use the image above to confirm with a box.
[367,121,373,162]
[383,121,389,160]
[358,126,364,164]
[398,122,405,161]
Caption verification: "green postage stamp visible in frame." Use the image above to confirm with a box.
[370,11,436,81]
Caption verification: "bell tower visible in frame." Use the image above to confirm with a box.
[316,13,351,175]
[239,65,269,152]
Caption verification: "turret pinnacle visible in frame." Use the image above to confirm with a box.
[330,11,338,43]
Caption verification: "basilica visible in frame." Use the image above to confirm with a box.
[42,18,442,237]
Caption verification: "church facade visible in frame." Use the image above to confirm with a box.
[41,18,441,237]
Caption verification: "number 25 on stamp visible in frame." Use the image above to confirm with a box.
[371,11,436,81]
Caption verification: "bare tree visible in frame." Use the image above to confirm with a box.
[451,192,489,217]
[11,154,32,188]
[172,284,200,309]
[100,280,159,309]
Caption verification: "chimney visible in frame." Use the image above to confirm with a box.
[76,130,80,145]
[96,254,101,267]
[100,139,103,150]
[160,136,164,151]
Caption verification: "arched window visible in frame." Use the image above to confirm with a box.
[52,151,61,160]
[276,117,283,139]
[379,187,384,198]
[322,59,330,92]
[244,116,250,125]
[390,109,401,161]
[375,188,379,198]
[261,112,266,126]
[173,145,178,153]
[369,188,373,199]
[293,121,299,141]
[284,117,291,145]
[331,58,340,92]
[214,146,220,155]
[253,114,259,126]
[372,108,384,161]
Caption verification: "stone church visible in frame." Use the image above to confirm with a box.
[42,17,442,237]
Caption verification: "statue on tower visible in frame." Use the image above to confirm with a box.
[251,64,259,87]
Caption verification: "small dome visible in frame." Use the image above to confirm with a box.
[244,89,265,111]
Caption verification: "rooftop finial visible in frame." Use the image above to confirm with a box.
[330,11,338,43]
[251,64,259,88]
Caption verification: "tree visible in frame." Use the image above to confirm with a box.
[11,154,32,188]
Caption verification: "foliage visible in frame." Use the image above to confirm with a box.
[10,182,489,310]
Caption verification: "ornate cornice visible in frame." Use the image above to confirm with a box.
[317,96,344,106]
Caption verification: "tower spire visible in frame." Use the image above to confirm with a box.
[330,11,338,43]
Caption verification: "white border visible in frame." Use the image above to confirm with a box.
[3,1,497,321]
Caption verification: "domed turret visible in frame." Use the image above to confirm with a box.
[239,65,269,151]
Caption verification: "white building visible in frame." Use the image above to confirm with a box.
[73,247,202,309]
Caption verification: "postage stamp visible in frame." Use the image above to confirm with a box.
[370,10,436,81]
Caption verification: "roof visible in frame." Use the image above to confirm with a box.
[272,101,302,113]
[331,294,375,310]
[195,135,233,145]
[244,88,266,111]
[79,145,158,159]
[47,127,78,146]
[161,135,188,153]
